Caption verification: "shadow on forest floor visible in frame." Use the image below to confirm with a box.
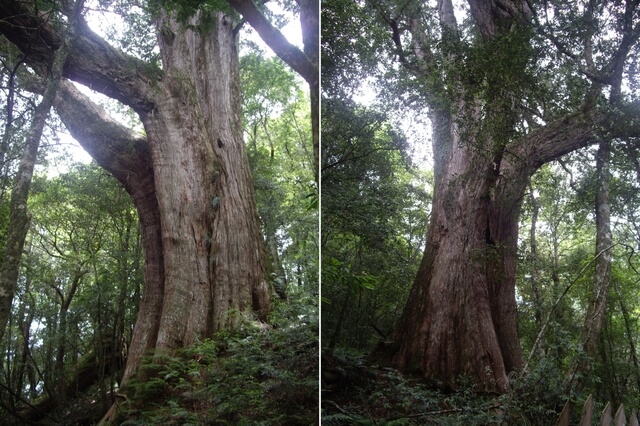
[13,301,318,426]
[321,348,566,425]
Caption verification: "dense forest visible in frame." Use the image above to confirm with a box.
[5,0,640,424]
[322,0,640,424]
[0,0,318,424]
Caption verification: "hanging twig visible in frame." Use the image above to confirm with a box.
[524,243,619,372]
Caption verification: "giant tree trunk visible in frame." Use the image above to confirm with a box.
[134,9,270,353]
[375,0,640,392]
[389,106,525,392]
[387,104,606,391]
[0,1,272,410]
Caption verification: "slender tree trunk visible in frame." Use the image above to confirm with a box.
[266,232,287,300]
[328,288,351,350]
[566,139,613,391]
[528,182,544,349]
[12,276,34,408]
[0,24,71,342]
[53,269,85,402]
[614,281,640,393]
[0,50,25,203]
[299,0,319,181]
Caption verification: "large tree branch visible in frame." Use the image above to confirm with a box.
[509,111,597,171]
[19,70,155,197]
[226,0,317,86]
[0,0,158,113]
[505,103,640,174]
[296,0,318,65]
[54,81,154,197]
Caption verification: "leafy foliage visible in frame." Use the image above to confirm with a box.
[241,48,318,297]
[113,305,318,425]
[322,97,431,350]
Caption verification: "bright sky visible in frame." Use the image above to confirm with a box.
[353,78,434,171]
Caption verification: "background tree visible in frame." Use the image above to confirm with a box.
[514,144,640,410]
[240,49,318,301]
[321,97,431,351]
[0,0,78,343]
[1,164,142,422]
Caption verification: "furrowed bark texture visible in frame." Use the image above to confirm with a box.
[382,0,635,391]
[0,0,271,397]
[148,10,270,351]
[390,107,603,392]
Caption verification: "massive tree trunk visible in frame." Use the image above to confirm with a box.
[389,105,522,391]
[389,105,608,392]
[143,9,271,350]
[377,0,640,391]
[0,0,272,410]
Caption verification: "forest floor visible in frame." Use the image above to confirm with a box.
[24,300,319,426]
[321,348,566,425]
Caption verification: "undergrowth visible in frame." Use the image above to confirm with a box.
[109,299,318,425]
[321,347,567,425]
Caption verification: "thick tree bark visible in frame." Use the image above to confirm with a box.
[387,84,604,391]
[389,103,519,391]
[0,2,272,415]
[55,16,270,386]
[145,9,270,351]
[376,0,640,392]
